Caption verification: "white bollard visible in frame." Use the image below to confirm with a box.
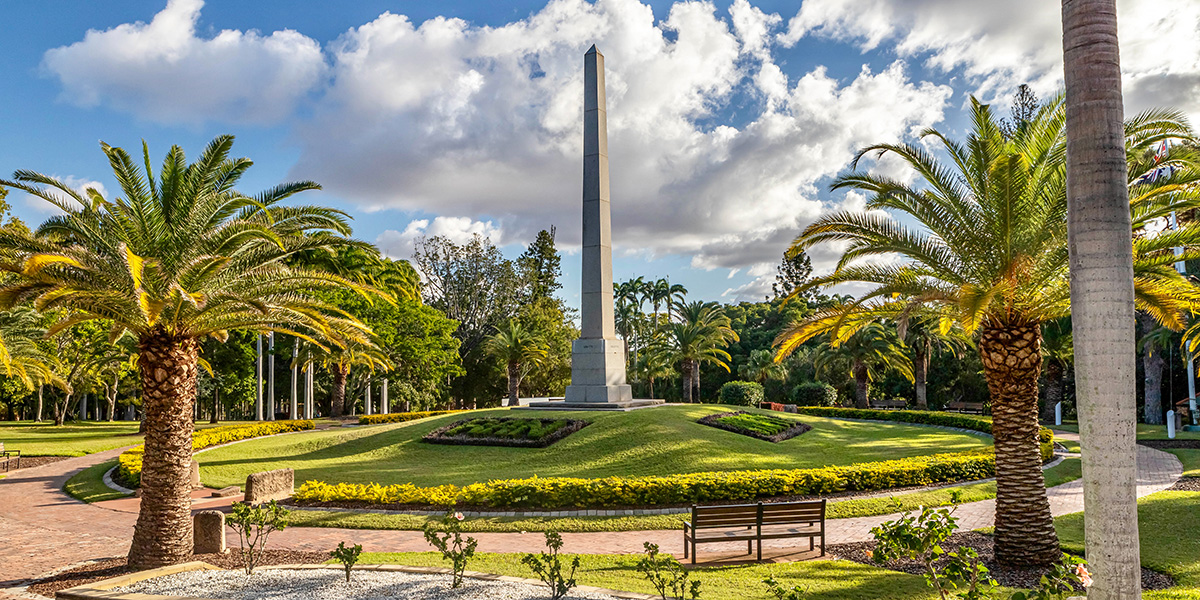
[1054,401,1062,426]
[1168,410,1176,439]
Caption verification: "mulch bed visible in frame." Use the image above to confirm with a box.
[1169,477,1200,492]
[2,456,69,472]
[26,550,331,598]
[1140,439,1200,449]
[829,531,1174,591]
[697,411,812,443]
[422,417,590,448]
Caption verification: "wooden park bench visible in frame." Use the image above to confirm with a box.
[682,500,826,564]
[946,401,985,414]
[870,399,908,409]
[0,442,20,472]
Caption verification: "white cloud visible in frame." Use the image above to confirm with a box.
[780,0,1200,121]
[21,176,107,215]
[375,216,503,260]
[42,0,326,125]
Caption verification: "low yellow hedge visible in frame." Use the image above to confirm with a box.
[294,448,998,509]
[358,410,465,425]
[115,420,315,488]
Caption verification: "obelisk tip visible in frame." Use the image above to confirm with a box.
[586,44,600,55]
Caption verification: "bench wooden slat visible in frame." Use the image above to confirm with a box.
[684,499,825,563]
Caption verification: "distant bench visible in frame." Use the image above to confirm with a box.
[683,500,826,564]
[869,399,908,410]
[0,442,20,472]
[946,401,985,414]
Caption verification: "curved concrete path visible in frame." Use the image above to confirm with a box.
[0,431,1182,596]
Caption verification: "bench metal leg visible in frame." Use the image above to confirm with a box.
[683,537,688,560]
[747,540,753,555]
[691,539,697,565]
[820,532,826,557]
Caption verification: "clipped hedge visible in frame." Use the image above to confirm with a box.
[115,420,315,488]
[293,448,997,509]
[718,381,765,407]
[358,410,465,425]
[792,407,1054,462]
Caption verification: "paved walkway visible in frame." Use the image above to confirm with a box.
[0,432,1182,595]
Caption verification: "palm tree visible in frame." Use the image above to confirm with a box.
[810,323,912,409]
[485,321,546,407]
[1139,314,1170,425]
[773,97,1200,567]
[632,342,674,399]
[1063,0,1144,592]
[900,317,968,410]
[0,135,372,568]
[297,333,389,417]
[1040,318,1073,423]
[739,349,788,384]
[675,301,738,401]
[651,321,732,403]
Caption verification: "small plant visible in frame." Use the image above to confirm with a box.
[423,511,478,588]
[522,531,580,600]
[763,575,808,600]
[227,500,290,575]
[330,541,363,582]
[869,505,996,600]
[637,542,701,600]
[1011,555,1092,600]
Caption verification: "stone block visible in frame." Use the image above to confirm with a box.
[211,486,240,498]
[193,510,226,555]
[245,468,294,503]
[189,458,201,489]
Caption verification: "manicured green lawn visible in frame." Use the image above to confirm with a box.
[63,459,128,503]
[0,420,262,456]
[1054,422,1200,441]
[198,405,991,489]
[353,551,939,600]
[1167,449,1200,477]
[1056,490,1200,598]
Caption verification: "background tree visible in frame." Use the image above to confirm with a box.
[0,135,372,568]
[772,249,813,301]
[485,321,547,407]
[1138,314,1168,425]
[518,228,562,302]
[810,323,912,409]
[1041,318,1074,423]
[517,297,576,397]
[739,348,787,384]
[900,317,969,410]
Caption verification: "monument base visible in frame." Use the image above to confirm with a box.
[522,398,665,411]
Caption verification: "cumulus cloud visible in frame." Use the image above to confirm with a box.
[780,0,1200,121]
[375,216,503,260]
[42,0,326,125]
[20,176,108,215]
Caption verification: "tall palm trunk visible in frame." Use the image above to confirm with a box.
[330,364,349,417]
[1063,0,1142,595]
[852,358,869,409]
[1041,361,1065,423]
[648,375,655,400]
[692,360,701,403]
[978,324,1058,567]
[681,361,693,403]
[914,342,929,409]
[107,372,119,422]
[127,330,199,569]
[1140,313,1165,425]
[36,384,43,422]
[506,360,521,407]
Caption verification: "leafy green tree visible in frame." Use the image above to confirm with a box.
[485,321,547,407]
[518,228,562,301]
[773,97,1200,567]
[772,249,813,301]
[517,297,576,397]
[0,135,371,568]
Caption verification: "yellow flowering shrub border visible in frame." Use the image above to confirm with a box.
[294,448,999,509]
[115,420,315,488]
[358,410,465,425]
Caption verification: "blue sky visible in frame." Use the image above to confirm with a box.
[2,0,1196,310]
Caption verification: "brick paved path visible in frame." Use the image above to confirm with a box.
[0,431,1182,595]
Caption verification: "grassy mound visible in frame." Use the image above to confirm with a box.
[423,417,589,448]
[198,405,991,489]
[698,411,811,442]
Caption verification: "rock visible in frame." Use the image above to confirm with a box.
[245,468,294,503]
[190,458,202,489]
[193,510,227,554]
[211,486,241,498]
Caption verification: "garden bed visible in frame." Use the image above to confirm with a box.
[697,411,811,443]
[422,417,590,448]
[1140,439,1200,449]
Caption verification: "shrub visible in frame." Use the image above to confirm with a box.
[330,541,363,582]
[423,417,589,448]
[638,542,702,600]
[793,407,1055,462]
[792,382,838,407]
[423,511,478,588]
[698,411,811,443]
[719,382,765,407]
[358,410,465,425]
[294,447,997,510]
[228,500,289,575]
[116,420,315,488]
[522,531,580,600]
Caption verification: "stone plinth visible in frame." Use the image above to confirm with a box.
[193,510,226,554]
[189,458,201,490]
[245,468,294,503]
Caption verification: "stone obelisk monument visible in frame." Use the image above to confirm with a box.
[534,46,660,410]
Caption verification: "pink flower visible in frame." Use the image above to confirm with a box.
[1075,564,1092,588]
[454,512,465,521]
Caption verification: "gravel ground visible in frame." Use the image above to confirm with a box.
[117,569,622,600]
[829,532,1174,591]
[1170,477,1200,492]
[1140,440,1200,449]
[2,456,68,471]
